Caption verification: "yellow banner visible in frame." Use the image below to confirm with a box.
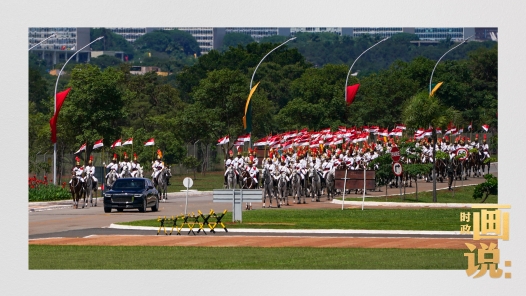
[430,82,443,97]
[243,82,260,129]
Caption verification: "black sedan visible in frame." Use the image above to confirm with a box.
[103,178,159,213]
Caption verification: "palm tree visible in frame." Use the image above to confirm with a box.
[402,91,461,202]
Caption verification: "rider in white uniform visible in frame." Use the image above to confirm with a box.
[151,150,164,186]
[104,154,119,180]
[130,153,142,178]
[70,156,85,184]
[224,150,234,185]
[119,152,131,178]
[84,155,98,189]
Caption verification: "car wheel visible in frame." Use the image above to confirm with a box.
[104,207,111,213]
[151,197,159,212]
[139,199,146,212]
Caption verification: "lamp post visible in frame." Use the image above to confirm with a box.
[29,33,56,51]
[53,36,104,185]
[428,35,473,202]
[247,36,296,147]
[345,37,389,100]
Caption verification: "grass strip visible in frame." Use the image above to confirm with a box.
[120,208,473,231]
[29,245,467,269]
[339,185,497,204]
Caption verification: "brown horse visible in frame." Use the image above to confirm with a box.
[70,176,86,209]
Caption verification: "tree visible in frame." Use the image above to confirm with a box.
[473,174,497,203]
[221,33,255,51]
[90,54,124,70]
[90,28,135,57]
[59,64,125,161]
[402,91,462,202]
[134,29,201,57]
[182,156,201,179]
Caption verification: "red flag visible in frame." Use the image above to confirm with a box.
[49,88,72,143]
[482,124,489,132]
[346,84,360,106]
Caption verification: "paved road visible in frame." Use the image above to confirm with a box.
[28,163,498,239]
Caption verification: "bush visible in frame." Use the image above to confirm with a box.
[28,176,71,202]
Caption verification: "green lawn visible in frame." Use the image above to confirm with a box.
[29,245,467,269]
[340,185,498,204]
[120,208,474,231]
[167,171,224,192]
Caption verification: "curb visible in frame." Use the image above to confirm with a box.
[108,223,464,236]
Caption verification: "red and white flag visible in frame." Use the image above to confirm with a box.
[423,129,433,137]
[395,124,406,130]
[92,139,104,149]
[377,128,389,137]
[111,139,122,149]
[234,140,244,147]
[436,127,442,134]
[74,143,86,154]
[217,135,229,145]
[237,133,251,142]
[482,124,489,132]
[122,138,133,146]
[389,128,403,137]
[144,138,155,146]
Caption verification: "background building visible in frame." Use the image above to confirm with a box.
[28,27,91,66]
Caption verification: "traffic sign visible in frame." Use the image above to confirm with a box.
[455,148,469,161]
[392,162,403,176]
[183,177,193,188]
[390,146,400,162]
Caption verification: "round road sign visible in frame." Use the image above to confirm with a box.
[455,148,469,161]
[392,162,403,176]
[390,146,400,162]
[183,177,193,188]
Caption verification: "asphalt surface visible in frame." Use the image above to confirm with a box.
[28,163,497,240]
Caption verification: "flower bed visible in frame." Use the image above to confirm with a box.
[28,176,71,202]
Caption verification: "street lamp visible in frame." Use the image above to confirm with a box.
[247,36,296,148]
[29,33,56,51]
[345,37,389,100]
[250,37,296,89]
[428,35,473,202]
[53,36,104,185]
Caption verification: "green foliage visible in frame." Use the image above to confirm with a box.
[90,28,135,56]
[182,156,201,178]
[134,29,200,57]
[369,153,395,187]
[221,33,255,51]
[472,174,498,203]
[29,184,70,201]
[90,55,124,70]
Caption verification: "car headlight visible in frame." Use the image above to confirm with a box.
[104,194,112,198]
[134,194,143,198]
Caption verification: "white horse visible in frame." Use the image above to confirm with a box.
[277,171,288,206]
[325,168,336,201]
[156,167,169,202]
[85,173,97,207]
[261,168,275,208]
[290,171,304,204]
[309,167,322,202]
[106,169,118,190]
[225,166,236,189]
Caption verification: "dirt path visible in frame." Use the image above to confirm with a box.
[29,235,497,249]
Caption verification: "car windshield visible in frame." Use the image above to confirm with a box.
[112,179,145,190]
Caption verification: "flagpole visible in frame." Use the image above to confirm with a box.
[53,36,104,185]
[345,37,389,101]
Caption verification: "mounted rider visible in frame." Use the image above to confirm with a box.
[119,152,131,178]
[130,153,142,178]
[104,153,119,180]
[232,146,244,176]
[248,156,259,186]
[224,149,234,185]
[481,134,490,160]
[151,149,164,186]
[70,156,85,185]
[84,155,98,190]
